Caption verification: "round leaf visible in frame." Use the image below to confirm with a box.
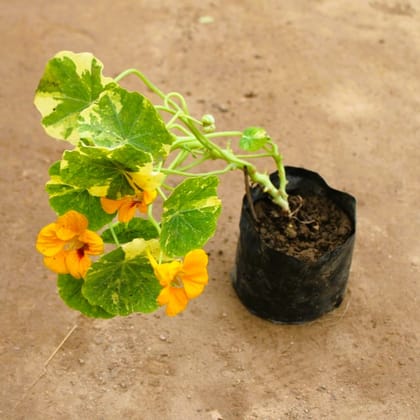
[239,127,270,152]
[34,51,115,143]
[82,248,161,316]
[160,176,221,257]
[57,274,114,318]
[78,86,174,160]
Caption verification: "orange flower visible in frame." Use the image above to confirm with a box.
[101,190,157,223]
[36,210,104,279]
[148,249,209,316]
[101,164,163,223]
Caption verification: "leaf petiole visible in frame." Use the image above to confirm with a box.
[108,223,120,247]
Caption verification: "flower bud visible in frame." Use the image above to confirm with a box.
[201,114,216,133]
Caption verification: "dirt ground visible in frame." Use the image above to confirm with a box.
[1,1,419,419]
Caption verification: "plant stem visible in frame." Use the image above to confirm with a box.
[114,68,290,214]
[147,205,161,234]
[269,141,288,200]
[180,117,290,213]
[166,149,190,171]
[114,69,166,99]
[177,155,208,172]
[248,168,290,211]
[108,223,120,247]
[236,152,273,159]
[161,164,236,178]
[174,131,242,143]
[157,187,167,201]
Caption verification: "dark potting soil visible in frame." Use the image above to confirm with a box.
[254,194,353,262]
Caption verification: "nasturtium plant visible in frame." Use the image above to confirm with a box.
[35,51,290,318]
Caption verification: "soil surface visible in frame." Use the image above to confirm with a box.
[2,1,419,419]
[255,194,353,261]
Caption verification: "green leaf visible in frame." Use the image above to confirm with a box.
[78,86,173,160]
[160,176,221,257]
[82,247,161,316]
[239,127,270,152]
[60,145,151,199]
[57,274,114,319]
[34,51,115,143]
[102,218,159,244]
[46,161,114,231]
[48,160,61,176]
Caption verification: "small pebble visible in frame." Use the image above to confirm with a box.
[244,91,257,98]
[285,224,297,239]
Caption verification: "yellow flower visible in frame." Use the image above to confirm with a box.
[148,249,209,316]
[101,165,164,223]
[36,210,104,279]
[127,164,164,193]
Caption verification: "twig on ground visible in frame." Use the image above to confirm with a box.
[43,323,78,367]
[14,323,78,412]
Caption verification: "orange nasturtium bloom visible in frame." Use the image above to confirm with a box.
[100,165,163,223]
[101,190,157,223]
[148,249,209,316]
[36,210,104,279]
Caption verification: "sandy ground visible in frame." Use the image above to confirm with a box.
[1,1,419,419]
